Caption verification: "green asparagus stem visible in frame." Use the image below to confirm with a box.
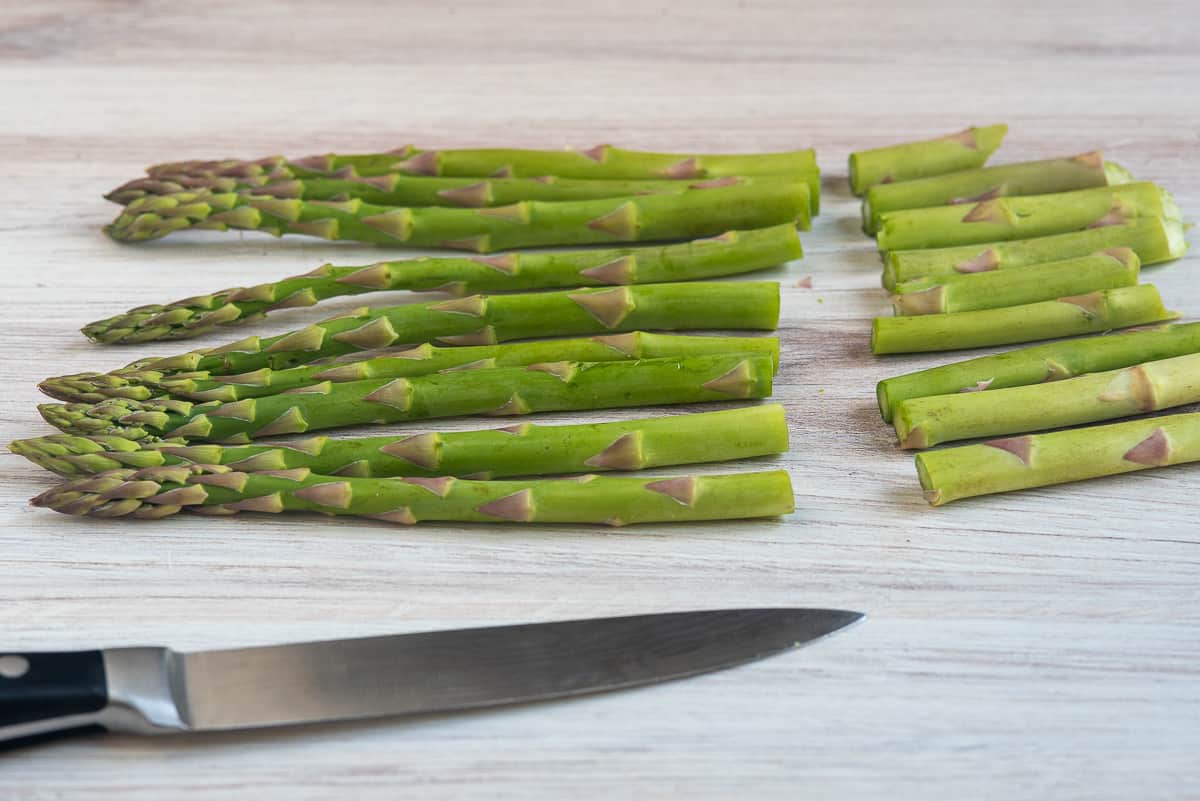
[146,144,822,213]
[30,464,795,526]
[870,285,1177,355]
[83,226,800,345]
[847,124,1008,195]
[862,152,1128,233]
[158,333,780,403]
[40,283,780,404]
[39,353,776,443]
[894,352,1200,449]
[109,174,781,208]
[108,178,811,249]
[12,404,788,480]
[891,249,1140,315]
[50,332,780,404]
[881,217,1188,290]
[916,412,1200,505]
[875,182,1179,252]
[876,321,1200,422]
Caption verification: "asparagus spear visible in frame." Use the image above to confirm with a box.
[894,352,1200,448]
[875,182,1179,252]
[891,249,1140,315]
[39,354,776,443]
[161,333,780,403]
[871,285,1177,355]
[83,226,800,345]
[145,144,822,213]
[109,174,778,208]
[108,179,812,249]
[31,464,795,526]
[916,413,1200,505]
[882,217,1188,290]
[42,282,781,405]
[12,405,788,480]
[51,333,780,404]
[847,124,1008,195]
[862,152,1129,233]
[876,322,1200,422]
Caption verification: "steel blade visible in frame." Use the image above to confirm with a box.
[173,608,861,731]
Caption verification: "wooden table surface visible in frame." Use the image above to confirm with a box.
[2,1,1198,798]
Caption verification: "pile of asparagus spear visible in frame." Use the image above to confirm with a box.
[851,126,1193,505]
[17,145,818,526]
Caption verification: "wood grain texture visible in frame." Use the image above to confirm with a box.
[1,1,1198,798]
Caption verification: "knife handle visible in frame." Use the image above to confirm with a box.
[0,651,108,747]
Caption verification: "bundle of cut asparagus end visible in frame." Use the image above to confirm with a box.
[849,127,1189,355]
[853,126,1195,506]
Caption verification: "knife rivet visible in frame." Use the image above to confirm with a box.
[0,655,30,679]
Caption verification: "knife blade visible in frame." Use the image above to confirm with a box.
[0,607,861,746]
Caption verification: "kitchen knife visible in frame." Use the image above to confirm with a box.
[0,607,861,747]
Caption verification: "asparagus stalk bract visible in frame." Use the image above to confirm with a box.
[917,412,1200,505]
[52,333,780,404]
[39,354,776,443]
[12,405,788,480]
[882,217,1187,290]
[863,152,1127,233]
[875,182,1179,252]
[891,249,1140,315]
[871,285,1177,355]
[145,144,822,213]
[895,352,1200,448]
[847,124,1007,195]
[83,226,800,344]
[107,179,811,249]
[31,464,795,526]
[876,322,1200,422]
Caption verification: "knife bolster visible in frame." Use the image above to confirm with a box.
[96,647,189,734]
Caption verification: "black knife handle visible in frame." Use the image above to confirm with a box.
[0,651,109,747]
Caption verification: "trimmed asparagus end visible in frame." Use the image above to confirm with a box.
[914,454,944,506]
[893,405,927,450]
[1159,186,1183,223]
[1103,161,1134,186]
[847,152,863,196]
[1164,218,1189,260]
[876,381,894,423]
[972,123,1008,154]
[881,253,900,291]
